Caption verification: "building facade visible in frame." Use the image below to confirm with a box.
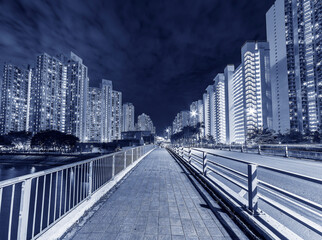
[189,100,203,126]
[172,111,190,134]
[241,42,272,138]
[138,113,155,133]
[0,64,31,134]
[111,90,122,140]
[213,73,226,143]
[230,65,245,143]
[266,0,322,133]
[224,65,235,143]
[229,42,272,143]
[203,92,210,138]
[32,53,67,134]
[101,79,113,142]
[122,103,135,132]
[66,52,89,142]
[87,87,102,142]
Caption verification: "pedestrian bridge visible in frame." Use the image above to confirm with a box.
[0,145,321,240]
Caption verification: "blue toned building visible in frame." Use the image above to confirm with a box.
[31,53,67,134]
[138,113,155,134]
[86,87,102,142]
[111,90,122,140]
[101,79,113,142]
[266,0,322,133]
[66,52,89,142]
[228,42,272,144]
[122,102,135,132]
[0,64,32,134]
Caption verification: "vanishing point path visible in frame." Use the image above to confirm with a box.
[64,148,248,240]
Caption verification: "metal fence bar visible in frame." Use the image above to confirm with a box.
[47,173,53,226]
[202,152,208,176]
[32,177,39,237]
[248,164,258,213]
[89,162,93,196]
[0,188,3,215]
[124,151,126,170]
[73,166,76,207]
[0,145,153,240]
[17,179,32,240]
[54,171,58,221]
[40,175,46,231]
[8,184,15,240]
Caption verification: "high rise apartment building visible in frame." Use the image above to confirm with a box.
[0,64,31,134]
[87,87,102,142]
[266,0,322,133]
[111,90,122,140]
[122,103,135,132]
[65,52,89,142]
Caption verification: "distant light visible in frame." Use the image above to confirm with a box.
[247,108,256,115]
[190,110,197,117]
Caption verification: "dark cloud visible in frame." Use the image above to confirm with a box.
[0,0,274,133]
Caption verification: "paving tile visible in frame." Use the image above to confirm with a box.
[171,225,184,236]
[170,218,181,226]
[158,224,171,235]
[158,235,172,240]
[66,149,248,240]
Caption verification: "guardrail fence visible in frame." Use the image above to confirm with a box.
[183,143,322,160]
[170,146,322,238]
[0,145,154,240]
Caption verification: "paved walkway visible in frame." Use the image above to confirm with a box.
[67,148,248,240]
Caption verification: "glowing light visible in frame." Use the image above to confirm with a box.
[247,108,256,115]
[190,110,197,117]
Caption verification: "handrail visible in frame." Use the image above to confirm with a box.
[0,144,155,240]
[191,143,322,160]
[0,152,117,188]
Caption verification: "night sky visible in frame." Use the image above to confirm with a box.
[0,0,274,134]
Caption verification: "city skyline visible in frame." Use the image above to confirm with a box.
[0,0,275,132]
[0,51,156,143]
[170,0,321,144]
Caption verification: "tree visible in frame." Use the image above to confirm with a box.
[313,131,320,143]
[6,131,32,149]
[31,130,79,151]
[0,135,12,146]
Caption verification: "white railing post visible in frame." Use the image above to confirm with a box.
[17,178,32,240]
[241,144,244,153]
[285,146,289,158]
[188,148,192,163]
[124,151,127,169]
[112,155,115,179]
[88,162,93,196]
[202,152,208,176]
[248,164,258,214]
[258,145,261,155]
[131,148,134,164]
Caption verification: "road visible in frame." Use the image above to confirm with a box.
[186,148,322,240]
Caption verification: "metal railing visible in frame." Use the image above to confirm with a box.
[170,146,322,238]
[0,144,154,240]
[184,143,322,160]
